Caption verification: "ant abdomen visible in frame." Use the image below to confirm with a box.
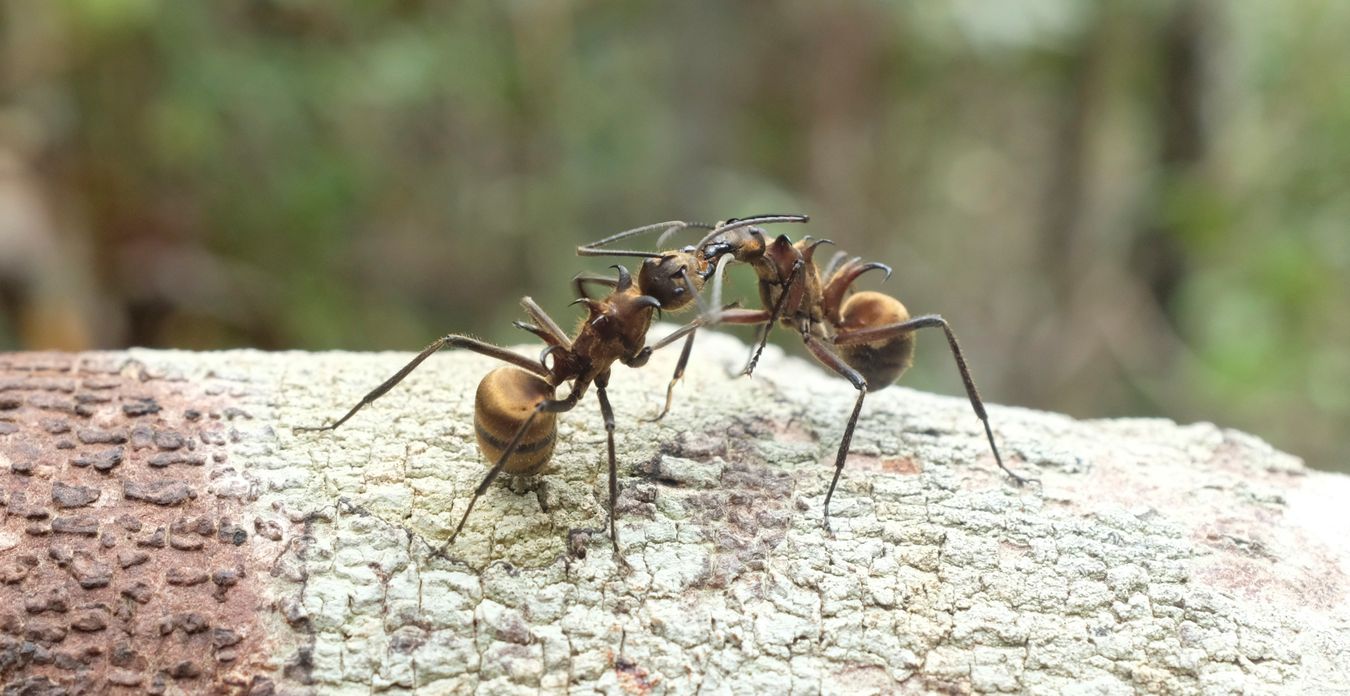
[837,291,915,388]
[474,367,558,475]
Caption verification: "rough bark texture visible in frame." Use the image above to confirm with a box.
[1,329,1347,694]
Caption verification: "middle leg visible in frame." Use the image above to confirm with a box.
[802,334,869,534]
[594,371,622,555]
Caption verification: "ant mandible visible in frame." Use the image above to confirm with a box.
[296,217,802,555]
[578,217,1032,532]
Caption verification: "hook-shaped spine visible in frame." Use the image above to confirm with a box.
[610,264,632,292]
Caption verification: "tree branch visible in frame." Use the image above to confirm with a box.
[1,330,1347,693]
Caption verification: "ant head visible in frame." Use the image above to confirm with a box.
[702,226,766,265]
[638,251,704,311]
[697,219,778,266]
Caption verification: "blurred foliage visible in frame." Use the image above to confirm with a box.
[1,0,1347,470]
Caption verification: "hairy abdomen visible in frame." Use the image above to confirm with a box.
[837,291,914,388]
[474,367,558,475]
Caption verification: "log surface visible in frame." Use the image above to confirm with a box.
[1,330,1348,694]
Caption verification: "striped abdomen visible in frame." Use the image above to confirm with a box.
[473,367,558,475]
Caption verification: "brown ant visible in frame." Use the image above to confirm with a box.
[296,216,804,556]
[578,218,1031,532]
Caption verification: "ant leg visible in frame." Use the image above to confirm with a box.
[742,261,803,377]
[520,297,572,350]
[647,307,770,353]
[644,330,696,422]
[638,294,773,421]
[834,315,1030,485]
[443,381,587,549]
[594,372,622,556]
[641,256,770,371]
[641,255,734,354]
[740,322,773,376]
[802,334,868,534]
[637,306,771,419]
[742,329,781,377]
[296,334,549,433]
[632,265,706,415]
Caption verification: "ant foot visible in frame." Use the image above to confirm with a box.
[430,539,455,562]
[999,465,1038,488]
[613,548,633,574]
[640,409,671,424]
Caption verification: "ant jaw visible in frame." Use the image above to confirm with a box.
[701,241,734,261]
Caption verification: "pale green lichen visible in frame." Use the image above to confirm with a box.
[128,330,1350,694]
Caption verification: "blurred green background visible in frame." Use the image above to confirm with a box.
[1,1,1347,471]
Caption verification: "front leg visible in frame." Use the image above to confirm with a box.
[594,371,625,559]
[741,260,804,377]
[643,330,694,422]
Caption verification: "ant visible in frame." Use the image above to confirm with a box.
[577,217,1032,532]
[297,216,806,556]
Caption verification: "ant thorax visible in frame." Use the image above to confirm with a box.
[749,235,829,334]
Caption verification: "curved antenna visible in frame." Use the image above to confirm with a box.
[655,221,716,248]
[578,220,714,259]
[692,214,810,253]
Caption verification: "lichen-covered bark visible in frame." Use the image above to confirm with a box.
[2,330,1348,694]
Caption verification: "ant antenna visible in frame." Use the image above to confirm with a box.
[691,214,810,252]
